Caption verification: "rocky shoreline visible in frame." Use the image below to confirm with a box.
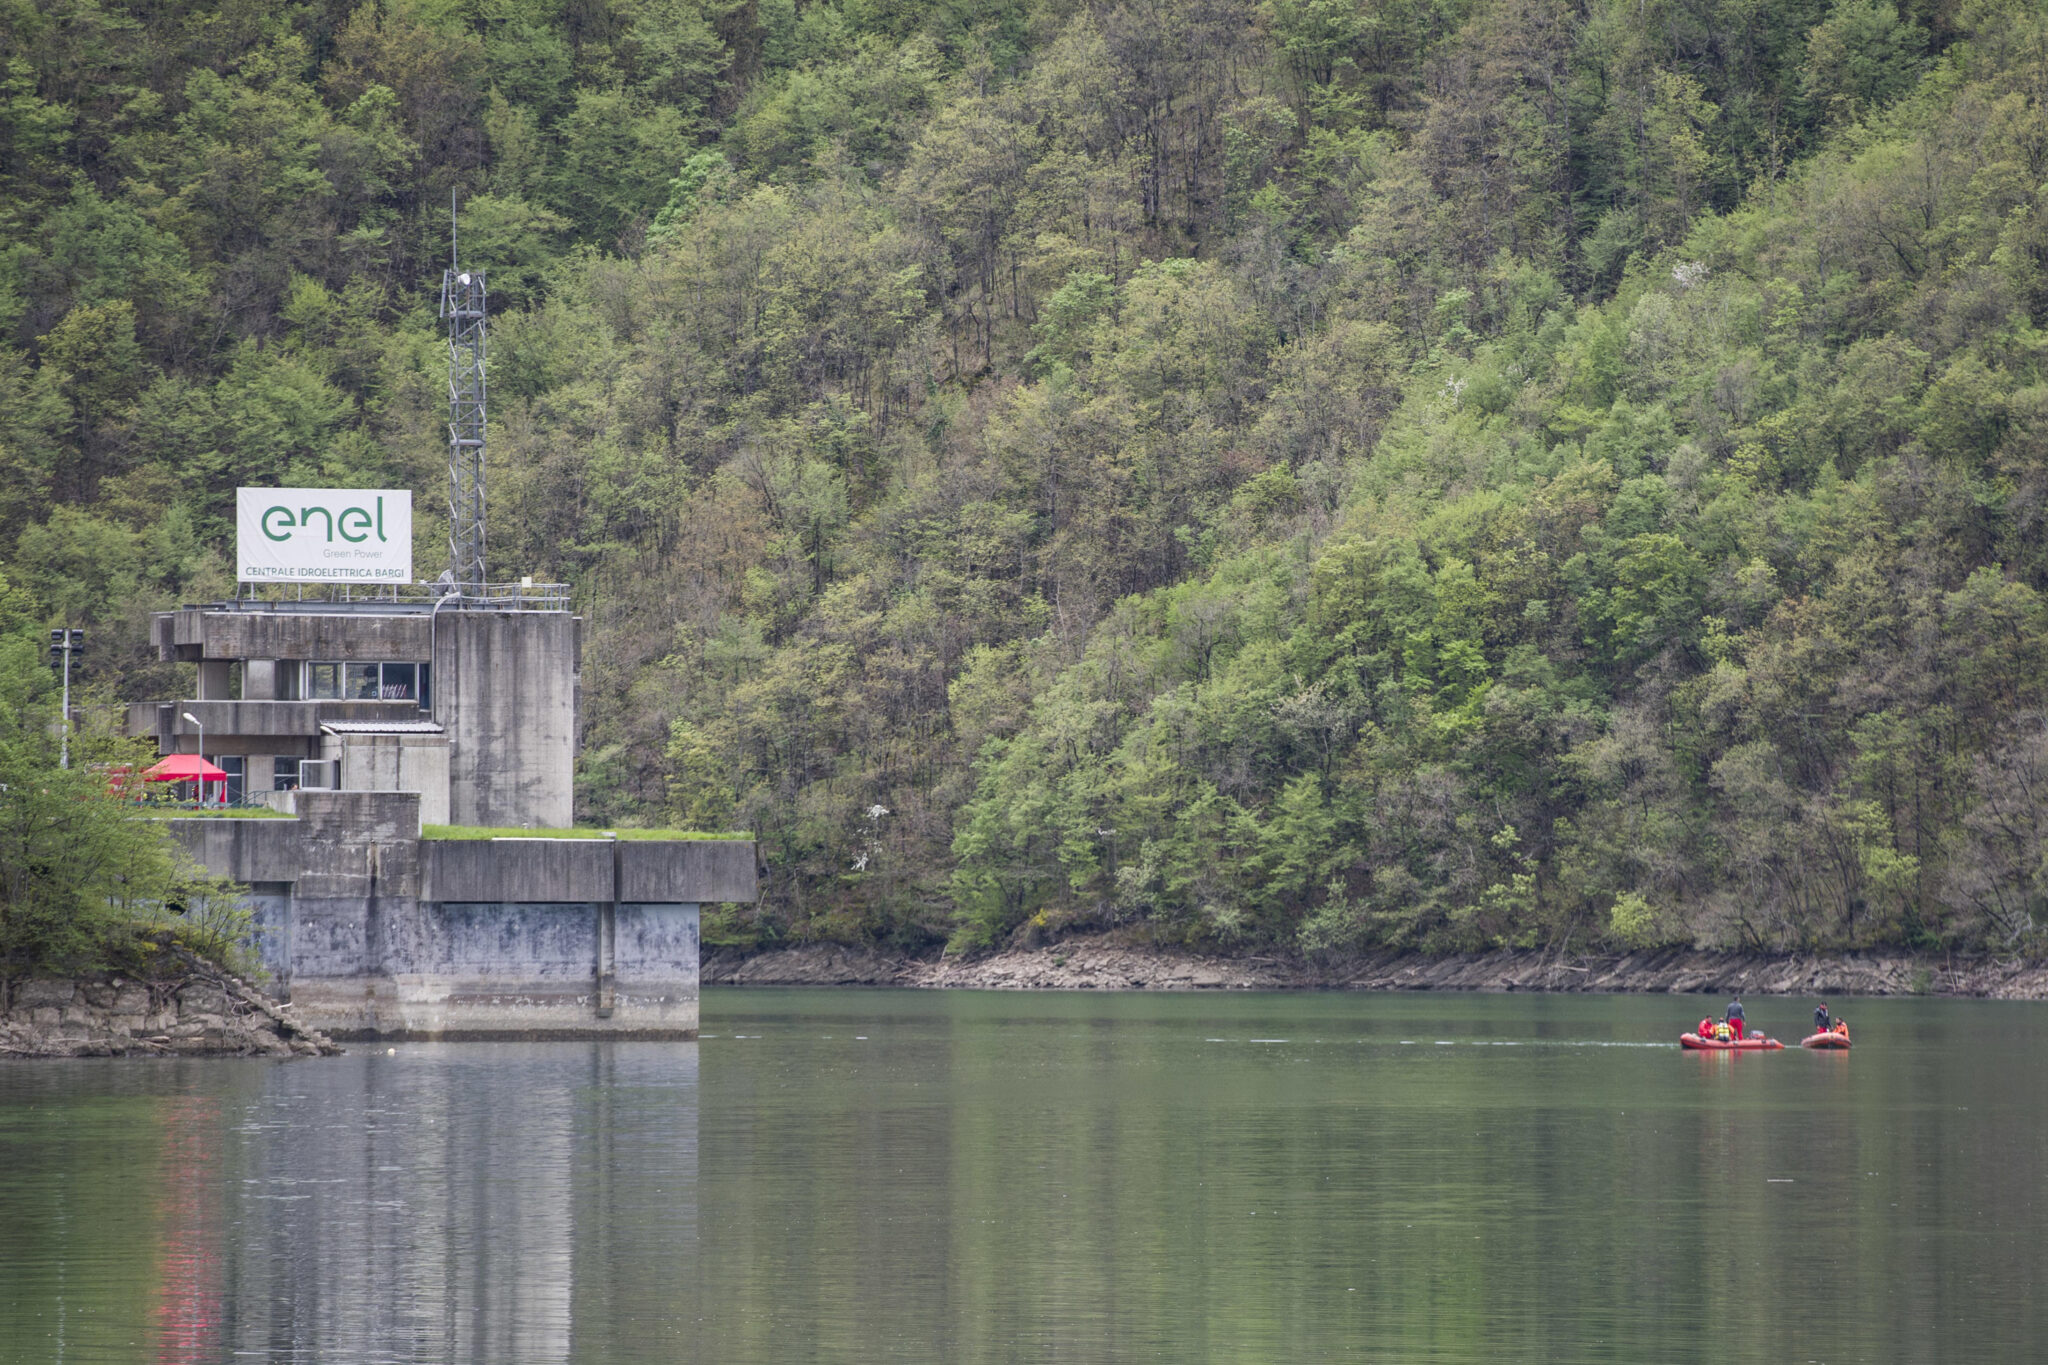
[704,937,2048,1000]
[1,946,341,1059]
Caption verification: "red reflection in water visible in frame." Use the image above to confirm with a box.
[149,1095,223,1364]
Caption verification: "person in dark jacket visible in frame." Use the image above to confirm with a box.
[1727,995,1745,1040]
[1814,1002,1831,1034]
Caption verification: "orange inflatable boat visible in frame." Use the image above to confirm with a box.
[1680,1032,1784,1050]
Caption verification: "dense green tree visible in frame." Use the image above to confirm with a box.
[0,575,234,973]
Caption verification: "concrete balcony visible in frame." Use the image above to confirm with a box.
[129,698,430,748]
[153,607,434,663]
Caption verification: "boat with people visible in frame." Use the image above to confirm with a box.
[1800,1023,1852,1049]
[1681,1012,1783,1050]
[1680,1031,1784,1050]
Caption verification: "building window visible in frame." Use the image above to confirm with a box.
[273,758,299,792]
[217,755,245,804]
[304,661,430,707]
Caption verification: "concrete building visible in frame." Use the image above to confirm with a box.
[135,592,577,828]
[132,589,752,1038]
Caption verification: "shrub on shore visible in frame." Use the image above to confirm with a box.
[0,595,256,976]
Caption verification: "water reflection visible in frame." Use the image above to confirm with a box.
[0,1045,698,1365]
[152,1096,224,1365]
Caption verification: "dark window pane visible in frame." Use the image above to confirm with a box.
[381,662,416,700]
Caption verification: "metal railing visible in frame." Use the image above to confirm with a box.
[217,581,572,613]
[130,794,295,814]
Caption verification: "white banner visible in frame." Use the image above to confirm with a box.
[237,488,413,582]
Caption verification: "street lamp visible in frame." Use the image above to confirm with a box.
[182,712,208,805]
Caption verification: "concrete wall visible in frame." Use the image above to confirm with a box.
[422,838,613,901]
[157,608,432,663]
[619,840,758,903]
[324,731,451,825]
[173,809,335,883]
[435,612,578,829]
[418,838,757,903]
[288,902,700,1039]
[293,788,425,844]
[246,883,293,986]
[166,800,749,1039]
[198,660,233,699]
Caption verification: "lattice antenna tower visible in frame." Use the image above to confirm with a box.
[441,192,487,590]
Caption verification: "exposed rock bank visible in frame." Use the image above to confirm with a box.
[2,948,341,1058]
[703,938,2048,1000]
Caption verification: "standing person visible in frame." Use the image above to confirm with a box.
[1814,1002,1831,1035]
[1726,995,1745,1041]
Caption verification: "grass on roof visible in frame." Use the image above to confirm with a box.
[420,824,749,841]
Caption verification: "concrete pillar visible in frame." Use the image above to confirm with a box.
[244,659,277,699]
[197,660,234,700]
[437,613,579,829]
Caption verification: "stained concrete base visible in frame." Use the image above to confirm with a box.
[168,795,736,1040]
[291,967,700,1041]
[271,901,701,1039]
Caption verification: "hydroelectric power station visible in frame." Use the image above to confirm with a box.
[126,211,750,1039]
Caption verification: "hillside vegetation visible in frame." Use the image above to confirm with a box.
[4,0,2046,956]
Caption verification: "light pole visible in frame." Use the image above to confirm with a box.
[47,629,82,768]
[183,711,208,805]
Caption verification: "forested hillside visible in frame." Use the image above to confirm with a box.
[4,0,2046,955]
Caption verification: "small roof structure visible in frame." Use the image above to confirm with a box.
[143,754,229,784]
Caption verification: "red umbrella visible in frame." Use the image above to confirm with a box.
[142,754,229,784]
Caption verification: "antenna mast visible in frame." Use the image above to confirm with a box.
[441,190,487,591]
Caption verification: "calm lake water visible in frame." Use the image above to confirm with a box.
[2,990,2043,1363]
